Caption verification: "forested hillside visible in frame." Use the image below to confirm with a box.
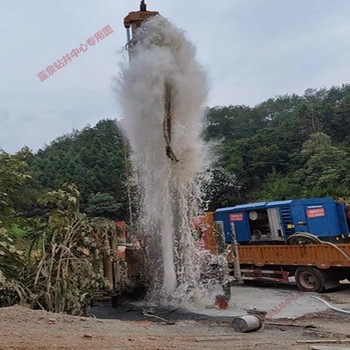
[205,85,350,208]
[2,85,350,225]
[29,119,129,220]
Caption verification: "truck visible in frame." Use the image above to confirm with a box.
[208,197,350,292]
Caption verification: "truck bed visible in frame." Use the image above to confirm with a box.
[237,243,350,269]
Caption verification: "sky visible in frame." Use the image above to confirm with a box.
[1,0,350,153]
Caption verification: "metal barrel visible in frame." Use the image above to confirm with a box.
[232,315,262,333]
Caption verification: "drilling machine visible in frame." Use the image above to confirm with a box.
[124,0,159,56]
[124,1,179,163]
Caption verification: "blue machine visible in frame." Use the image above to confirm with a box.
[215,197,350,244]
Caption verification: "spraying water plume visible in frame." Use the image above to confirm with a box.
[118,15,208,301]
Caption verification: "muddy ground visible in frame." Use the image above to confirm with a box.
[1,284,350,350]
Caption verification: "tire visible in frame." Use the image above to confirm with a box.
[295,267,326,292]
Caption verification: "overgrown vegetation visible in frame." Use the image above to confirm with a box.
[30,184,117,314]
[0,228,28,307]
[0,154,119,313]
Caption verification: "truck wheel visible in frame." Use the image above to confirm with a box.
[295,267,325,292]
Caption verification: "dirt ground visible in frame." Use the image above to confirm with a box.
[1,287,350,350]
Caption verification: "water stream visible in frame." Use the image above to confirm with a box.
[118,15,208,303]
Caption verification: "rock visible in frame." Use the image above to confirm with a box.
[48,318,57,325]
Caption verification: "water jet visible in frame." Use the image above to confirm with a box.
[119,1,208,302]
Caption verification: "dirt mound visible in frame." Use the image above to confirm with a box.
[0,304,349,350]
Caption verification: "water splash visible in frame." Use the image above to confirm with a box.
[118,15,208,302]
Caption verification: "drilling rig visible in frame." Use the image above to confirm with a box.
[124,0,159,56]
[124,1,179,163]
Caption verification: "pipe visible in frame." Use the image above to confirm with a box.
[311,296,350,315]
[125,27,132,62]
[163,82,179,162]
[140,0,147,11]
[126,27,131,46]
[230,222,242,282]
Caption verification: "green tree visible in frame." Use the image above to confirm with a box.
[29,119,128,220]
[0,149,32,227]
[86,192,122,219]
[204,105,266,141]
[204,86,350,204]
[257,170,302,200]
[296,133,350,197]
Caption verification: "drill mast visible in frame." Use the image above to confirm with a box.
[124,0,159,52]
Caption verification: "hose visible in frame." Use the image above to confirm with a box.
[287,232,350,262]
[322,241,350,262]
[311,296,350,315]
[287,232,321,245]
